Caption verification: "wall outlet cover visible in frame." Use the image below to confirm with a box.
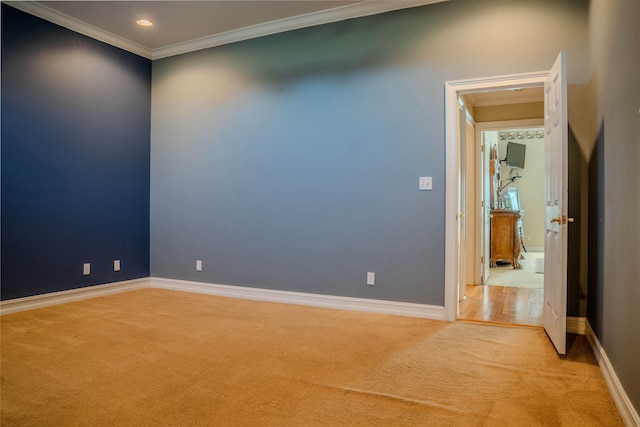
[419,177,433,191]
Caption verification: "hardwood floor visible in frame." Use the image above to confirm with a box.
[458,284,543,327]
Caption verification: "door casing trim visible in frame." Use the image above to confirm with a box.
[444,71,548,321]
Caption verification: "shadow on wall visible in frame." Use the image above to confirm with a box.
[567,125,587,317]
[194,7,436,86]
[587,123,605,337]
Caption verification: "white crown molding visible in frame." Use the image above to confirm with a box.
[0,278,151,315]
[585,321,640,427]
[6,1,152,59]
[152,0,447,59]
[150,277,446,320]
[6,0,447,61]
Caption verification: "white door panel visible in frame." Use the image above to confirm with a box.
[458,104,467,302]
[543,52,568,355]
[481,133,490,285]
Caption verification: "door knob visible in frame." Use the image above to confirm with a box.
[551,215,575,224]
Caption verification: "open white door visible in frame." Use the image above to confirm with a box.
[480,132,491,285]
[457,100,467,302]
[543,52,568,355]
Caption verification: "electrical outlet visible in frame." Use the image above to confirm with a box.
[114,260,121,271]
[419,177,432,191]
[196,260,202,271]
[83,263,91,275]
[367,272,375,286]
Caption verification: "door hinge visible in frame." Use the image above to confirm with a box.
[481,256,485,264]
[481,144,485,152]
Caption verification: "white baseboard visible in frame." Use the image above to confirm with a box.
[0,277,592,333]
[567,316,586,335]
[0,278,151,315]
[150,277,446,320]
[585,320,640,427]
[1,276,445,320]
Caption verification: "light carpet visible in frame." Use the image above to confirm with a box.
[488,251,545,288]
[1,288,621,426]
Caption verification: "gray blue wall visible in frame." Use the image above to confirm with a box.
[151,0,588,305]
[588,0,640,412]
[1,5,151,299]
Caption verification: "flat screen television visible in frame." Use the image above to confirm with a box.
[506,141,526,169]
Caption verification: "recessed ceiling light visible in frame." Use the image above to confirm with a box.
[136,19,153,27]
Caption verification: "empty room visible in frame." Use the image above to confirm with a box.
[2,0,638,425]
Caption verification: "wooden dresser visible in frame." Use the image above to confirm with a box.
[490,209,522,269]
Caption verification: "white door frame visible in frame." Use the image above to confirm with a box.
[444,71,548,321]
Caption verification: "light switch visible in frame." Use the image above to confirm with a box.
[367,272,375,286]
[83,263,91,275]
[114,260,121,271]
[419,177,432,191]
[196,260,202,271]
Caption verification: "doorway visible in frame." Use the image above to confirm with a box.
[445,53,569,354]
[443,71,550,324]
[460,122,546,327]
[444,78,548,329]
[483,127,546,289]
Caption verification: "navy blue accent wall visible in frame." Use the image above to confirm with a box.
[1,5,151,300]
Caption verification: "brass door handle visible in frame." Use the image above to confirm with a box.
[551,215,575,224]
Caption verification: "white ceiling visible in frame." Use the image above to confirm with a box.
[8,0,446,59]
[37,1,362,50]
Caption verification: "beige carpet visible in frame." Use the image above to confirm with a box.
[488,251,544,288]
[1,288,621,426]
